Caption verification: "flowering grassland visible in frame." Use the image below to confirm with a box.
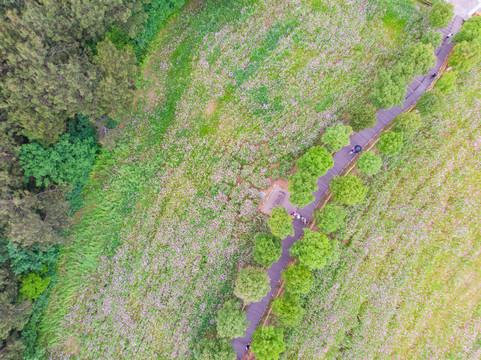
[38,0,428,358]
[284,68,481,359]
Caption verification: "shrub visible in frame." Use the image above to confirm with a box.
[216,299,249,339]
[253,233,282,268]
[417,89,446,117]
[314,204,348,234]
[449,40,481,73]
[281,264,313,295]
[288,170,317,208]
[329,174,367,206]
[19,270,51,300]
[234,267,271,305]
[296,146,334,178]
[435,71,457,94]
[421,30,443,49]
[392,112,422,137]
[356,151,383,176]
[272,293,305,327]
[428,0,454,29]
[251,326,286,360]
[321,124,352,152]
[371,71,406,109]
[348,104,378,132]
[268,206,294,239]
[376,131,404,155]
[193,338,235,360]
[290,229,333,270]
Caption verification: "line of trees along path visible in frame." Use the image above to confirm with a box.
[232,15,464,359]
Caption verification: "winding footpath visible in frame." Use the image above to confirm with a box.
[232,16,463,359]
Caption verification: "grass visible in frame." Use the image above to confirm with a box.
[283,67,481,359]
[37,0,428,358]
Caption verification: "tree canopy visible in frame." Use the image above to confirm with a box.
[321,124,353,152]
[290,229,333,270]
[288,170,318,208]
[251,326,286,360]
[268,206,294,239]
[453,16,481,44]
[356,151,383,176]
[314,203,348,234]
[296,146,334,178]
[394,43,436,81]
[216,299,249,339]
[234,267,271,305]
[348,104,378,132]
[272,293,305,327]
[329,174,367,206]
[421,30,443,49]
[281,264,314,296]
[253,233,282,269]
[376,131,404,155]
[392,112,423,137]
[193,338,236,360]
[428,0,454,29]
[371,70,406,109]
[449,40,481,73]
[435,71,457,94]
[417,89,446,117]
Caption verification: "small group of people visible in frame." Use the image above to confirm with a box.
[291,212,307,224]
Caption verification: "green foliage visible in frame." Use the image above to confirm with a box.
[394,43,436,81]
[268,206,294,239]
[216,299,249,339]
[296,146,334,178]
[193,338,236,360]
[5,243,59,275]
[234,267,271,305]
[321,124,353,152]
[290,229,333,270]
[288,170,318,208]
[428,0,454,29]
[449,40,481,73]
[272,293,305,327]
[371,70,406,109]
[253,233,282,268]
[314,203,348,234]
[376,131,404,155]
[348,104,378,132]
[421,30,443,49]
[281,264,313,296]
[19,269,51,301]
[392,112,422,137]
[417,89,445,117]
[435,71,457,94]
[329,174,367,206]
[453,17,481,44]
[356,151,383,176]
[251,325,286,360]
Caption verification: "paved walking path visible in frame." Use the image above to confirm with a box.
[232,16,463,359]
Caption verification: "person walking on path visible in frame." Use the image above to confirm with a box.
[349,145,362,154]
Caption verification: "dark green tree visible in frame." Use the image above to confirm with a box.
[329,174,367,206]
[371,71,406,109]
[251,326,286,360]
[428,0,454,28]
[356,151,383,176]
[392,112,423,137]
[449,40,481,73]
[314,203,348,234]
[321,124,352,152]
[272,293,304,327]
[376,131,404,155]
[216,299,249,339]
[288,170,318,208]
[348,104,378,132]
[290,229,333,270]
[193,338,235,360]
[267,206,294,239]
[435,71,457,94]
[296,146,334,178]
[253,233,282,269]
[417,89,446,117]
[281,264,313,296]
[234,267,271,305]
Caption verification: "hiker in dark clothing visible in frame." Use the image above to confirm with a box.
[349,145,362,154]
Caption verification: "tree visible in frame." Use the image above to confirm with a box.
[376,131,404,155]
[272,293,304,327]
[296,146,334,178]
[371,70,406,109]
[216,299,249,339]
[435,71,457,94]
[19,270,51,301]
[193,338,235,360]
[314,203,348,234]
[281,264,313,295]
[268,206,294,239]
[234,267,271,305]
[288,170,317,208]
[329,174,367,206]
[251,326,286,360]
[428,0,454,29]
[253,233,282,269]
[321,124,352,152]
[392,112,422,137]
[449,40,481,73]
[453,17,481,44]
[417,89,446,117]
[356,151,382,176]
[348,104,378,132]
[290,229,333,270]
[5,243,59,275]
[421,30,443,49]
[400,42,436,79]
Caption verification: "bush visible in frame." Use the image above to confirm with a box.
[392,112,422,137]
[251,326,286,360]
[216,299,249,339]
[449,40,481,73]
[268,206,294,239]
[19,269,51,301]
[417,89,445,117]
[281,264,313,295]
[193,338,235,360]
[348,104,378,132]
[376,131,404,155]
[296,146,334,178]
[234,267,271,305]
[329,174,367,206]
[321,124,353,152]
[356,151,383,176]
[288,170,317,208]
[314,204,348,234]
[290,229,333,270]
[428,0,454,28]
[272,293,305,327]
[371,70,406,109]
[421,30,443,49]
[435,71,457,94]
[253,233,282,268]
